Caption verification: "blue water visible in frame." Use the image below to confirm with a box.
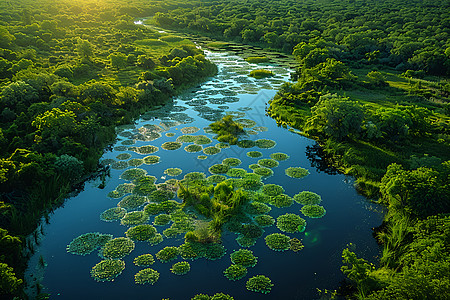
[27,50,383,300]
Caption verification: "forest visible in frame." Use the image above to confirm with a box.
[1,0,449,299]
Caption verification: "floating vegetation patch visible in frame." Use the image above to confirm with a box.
[118,195,147,211]
[128,158,144,167]
[246,275,273,294]
[154,214,171,226]
[67,232,112,256]
[133,145,159,154]
[197,155,207,160]
[178,241,226,261]
[133,177,157,196]
[289,238,304,252]
[253,126,268,132]
[195,135,213,145]
[177,135,198,143]
[120,168,147,181]
[100,158,115,166]
[207,174,227,184]
[285,167,310,178]
[241,177,263,191]
[181,126,200,134]
[241,224,264,239]
[244,202,271,215]
[230,249,258,268]
[222,158,242,166]
[100,237,135,259]
[261,184,284,196]
[100,207,126,222]
[300,204,326,218]
[125,225,157,241]
[276,213,306,233]
[161,142,182,151]
[270,152,290,161]
[164,168,182,177]
[255,139,276,149]
[270,194,294,208]
[185,144,203,153]
[135,268,160,285]
[226,168,247,178]
[184,172,207,181]
[117,183,136,194]
[253,167,273,177]
[143,155,160,165]
[236,118,257,128]
[255,215,275,227]
[156,246,179,263]
[143,124,164,132]
[171,261,191,275]
[111,161,128,170]
[224,264,247,281]
[249,192,271,203]
[209,164,230,174]
[116,153,132,160]
[148,189,175,202]
[148,233,163,246]
[216,142,230,149]
[165,132,175,137]
[134,254,155,266]
[257,159,279,168]
[107,190,126,199]
[249,164,261,170]
[121,139,135,145]
[237,139,255,148]
[265,233,291,251]
[121,211,149,226]
[203,146,221,155]
[91,260,125,282]
[293,191,322,205]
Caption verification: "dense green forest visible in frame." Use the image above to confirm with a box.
[0,0,449,299]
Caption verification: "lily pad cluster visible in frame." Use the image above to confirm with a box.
[156,246,179,263]
[118,195,147,211]
[121,211,149,226]
[300,204,326,218]
[224,264,247,281]
[246,275,273,294]
[246,151,262,158]
[164,168,183,177]
[265,233,291,251]
[178,241,226,261]
[134,268,160,285]
[133,254,155,266]
[125,225,157,241]
[67,232,112,256]
[230,249,258,268]
[294,191,322,205]
[143,155,160,165]
[171,261,191,275]
[100,207,126,222]
[276,213,307,233]
[91,260,125,282]
[222,157,242,166]
[270,152,290,161]
[285,167,310,178]
[120,168,148,181]
[255,139,276,149]
[162,141,182,150]
[100,237,135,259]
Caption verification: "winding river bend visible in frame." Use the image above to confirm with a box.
[26,46,383,299]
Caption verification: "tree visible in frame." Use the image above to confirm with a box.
[0,26,15,48]
[32,108,77,137]
[366,71,387,87]
[108,52,127,69]
[76,38,94,61]
[0,263,22,295]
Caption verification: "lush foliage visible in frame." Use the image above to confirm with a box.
[246,275,273,294]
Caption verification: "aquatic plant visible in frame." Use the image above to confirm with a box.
[134,254,155,266]
[254,139,276,149]
[185,144,203,153]
[293,191,322,205]
[270,194,294,208]
[191,294,211,300]
[246,151,263,158]
[90,259,125,282]
[133,145,159,154]
[148,189,175,202]
[245,201,272,215]
[204,243,226,260]
[120,168,148,181]
[230,249,257,267]
[216,143,230,149]
[241,224,264,239]
[121,139,135,145]
[253,126,268,132]
[236,118,257,128]
[67,232,112,256]
[255,215,275,227]
[125,225,157,241]
[154,214,171,226]
[156,246,179,263]
[209,115,246,144]
[100,207,126,222]
[134,268,160,285]
[261,184,284,196]
[226,168,247,178]
[118,195,147,211]
[128,158,144,167]
[253,167,273,177]
[300,204,327,218]
[224,264,247,281]
[161,141,182,150]
[148,233,163,246]
[202,146,221,156]
[101,158,116,166]
[116,183,136,194]
[240,177,263,191]
[121,211,149,226]
[184,172,207,181]
[191,293,235,300]
[249,192,271,203]
[111,161,128,170]
[209,164,230,174]
[132,177,157,196]
[107,190,124,199]
[181,126,200,134]
[285,167,310,178]
[207,175,227,184]
[164,168,183,177]
[100,237,135,259]
[265,233,291,251]
[171,261,191,275]
[197,155,208,160]
[276,213,306,233]
[194,135,213,145]
[177,135,198,143]
[166,132,175,137]
[237,139,255,148]
[246,275,273,294]
[289,238,305,252]
[257,159,279,168]
[143,155,160,165]
[249,164,261,170]
[116,153,132,160]
[245,56,270,63]
[222,158,242,166]
[270,152,290,161]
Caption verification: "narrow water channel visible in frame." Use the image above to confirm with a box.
[26,48,383,300]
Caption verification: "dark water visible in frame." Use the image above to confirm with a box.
[26,51,383,300]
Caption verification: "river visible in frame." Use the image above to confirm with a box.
[25,45,383,300]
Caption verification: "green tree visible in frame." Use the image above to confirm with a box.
[108,52,127,69]
[76,38,94,61]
